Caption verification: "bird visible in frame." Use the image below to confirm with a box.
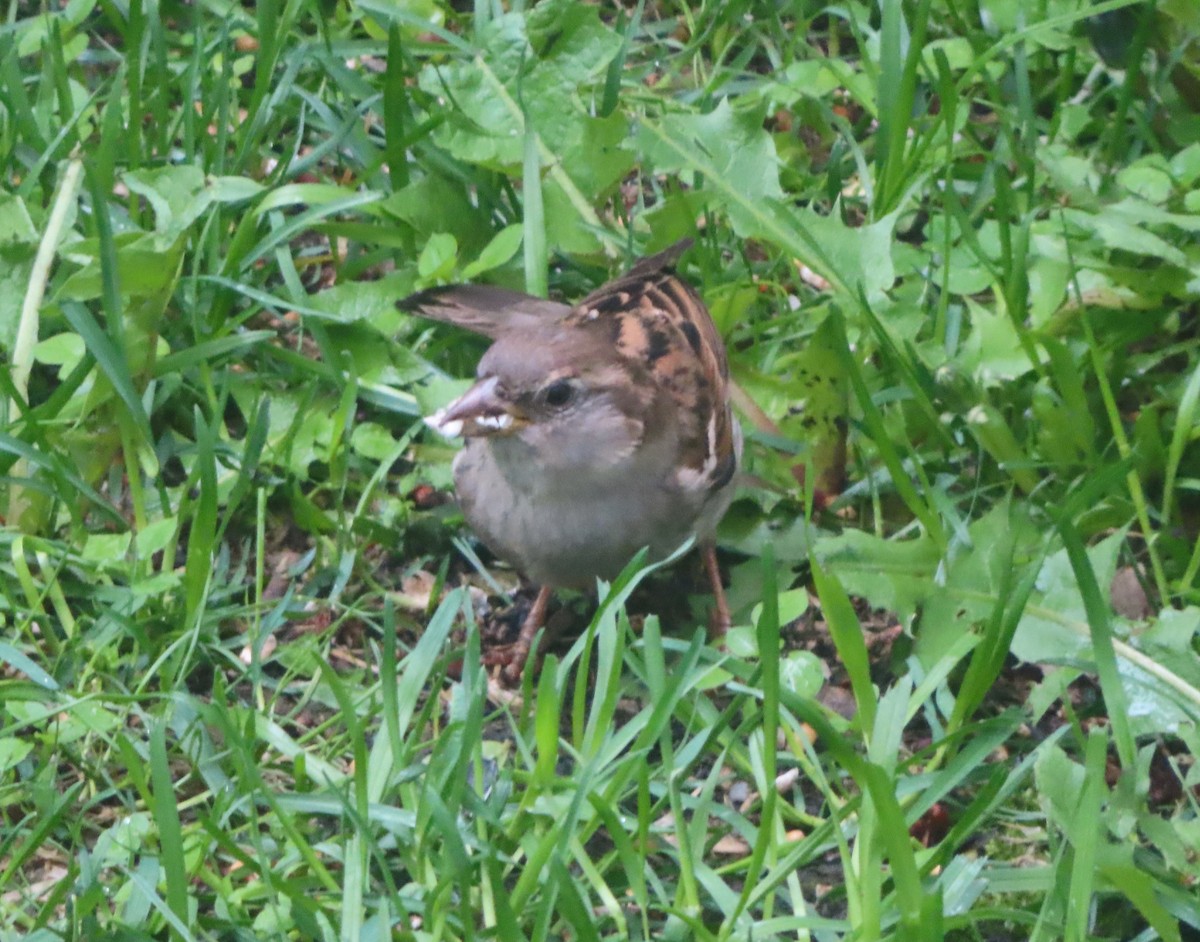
[399,238,742,678]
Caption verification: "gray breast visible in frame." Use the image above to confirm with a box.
[451,438,712,587]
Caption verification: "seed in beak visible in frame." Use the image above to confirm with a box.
[425,376,521,438]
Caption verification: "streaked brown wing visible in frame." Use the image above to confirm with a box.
[570,240,737,490]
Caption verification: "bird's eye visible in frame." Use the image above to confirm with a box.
[542,379,575,409]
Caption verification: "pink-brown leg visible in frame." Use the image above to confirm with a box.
[702,544,731,639]
[502,585,553,681]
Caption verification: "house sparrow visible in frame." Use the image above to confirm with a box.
[400,239,741,677]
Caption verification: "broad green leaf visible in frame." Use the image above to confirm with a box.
[14,0,95,56]
[555,109,633,197]
[1039,142,1101,207]
[960,291,1027,384]
[418,16,534,169]
[382,174,489,250]
[56,237,184,305]
[768,58,871,105]
[208,175,267,203]
[0,243,37,353]
[1143,607,1200,653]
[418,233,458,281]
[814,528,941,626]
[33,331,86,371]
[0,737,35,773]
[1169,142,1200,185]
[1014,533,1200,734]
[81,530,133,564]
[1116,160,1173,204]
[1034,741,1088,832]
[135,517,178,558]
[461,223,523,278]
[306,271,416,331]
[636,99,784,222]
[350,421,398,461]
[638,102,899,302]
[0,190,38,243]
[123,165,213,244]
[526,0,622,82]
[1011,530,1125,665]
[780,650,826,698]
[817,504,1040,656]
[1062,207,1187,266]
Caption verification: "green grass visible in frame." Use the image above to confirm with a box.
[3,0,1200,939]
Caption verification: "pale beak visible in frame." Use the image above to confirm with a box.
[425,375,527,439]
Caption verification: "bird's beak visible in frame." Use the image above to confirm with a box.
[425,375,527,439]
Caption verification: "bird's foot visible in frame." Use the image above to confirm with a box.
[484,585,553,683]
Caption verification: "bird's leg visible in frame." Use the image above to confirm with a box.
[501,584,553,681]
[702,544,731,639]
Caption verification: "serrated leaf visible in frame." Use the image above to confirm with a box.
[767,59,862,105]
[960,298,1038,384]
[817,504,1040,651]
[558,109,634,197]
[1034,743,1088,830]
[1039,143,1101,205]
[813,528,941,625]
[1143,607,1200,653]
[637,99,784,216]
[526,0,621,82]
[418,16,534,169]
[1061,206,1187,267]
[638,103,897,302]
[123,165,212,244]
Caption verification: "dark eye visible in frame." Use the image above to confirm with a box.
[542,379,575,409]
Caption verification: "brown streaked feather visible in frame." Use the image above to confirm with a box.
[570,241,737,491]
[398,285,571,339]
[608,238,694,285]
[404,238,743,668]
[402,240,737,492]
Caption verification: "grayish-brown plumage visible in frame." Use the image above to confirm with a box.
[399,239,741,676]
